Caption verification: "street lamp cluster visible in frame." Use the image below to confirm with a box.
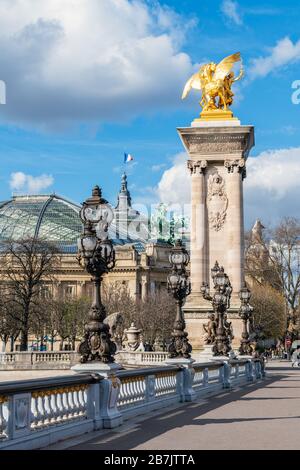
[201,262,233,356]
[167,240,192,359]
[77,186,254,364]
[77,185,116,364]
[238,284,253,356]
[200,261,255,357]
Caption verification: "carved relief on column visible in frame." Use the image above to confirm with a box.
[207,173,228,232]
[224,159,246,179]
[187,159,207,175]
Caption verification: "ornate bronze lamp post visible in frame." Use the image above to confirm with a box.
[201,261,233,356]
[77,186,116,363]
[167,240,192,359]
[238,283,254,356]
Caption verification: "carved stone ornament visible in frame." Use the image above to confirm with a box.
[207,173,228,231]
[15,397,30,430]
[187,159,207,175]
[187,134,248,154]
[224,159,246,179]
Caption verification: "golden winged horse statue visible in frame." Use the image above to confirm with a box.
[182,52,244,116]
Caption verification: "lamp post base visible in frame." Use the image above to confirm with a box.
[165,357,195,367]
[194,345,215,362]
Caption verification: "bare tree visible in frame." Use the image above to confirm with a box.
[246,217,300,324]
[0,297,20,352]
[0,238,60,351]
[250,284,286,340]
[134,291,176,349]
[51,296,89,350]
[102,283,175,349]
[102,282,137,324]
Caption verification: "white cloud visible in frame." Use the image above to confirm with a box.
[245,147,300,198]
[154,147,300,226]
[249,37,300,80]
[157,153,189,205]
[221,0,243,25]
[244,147,300,224]
[10,172,54,193]
[0,0,195,129]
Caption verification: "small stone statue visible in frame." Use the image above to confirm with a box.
[104,312,124,351]
[203,313,217,344]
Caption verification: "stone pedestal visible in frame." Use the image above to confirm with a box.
[72,361,123,428]
[71,361,121,377]
[193,344,214,362]
[164,357,195,402]
[178,122,254,351]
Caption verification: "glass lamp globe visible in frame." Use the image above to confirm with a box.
[98,239,113,261]
[169,240,189,271]
[240,285,251,302]
[168,273,180,290]
[78,234,97,257]
[215,271,226,287]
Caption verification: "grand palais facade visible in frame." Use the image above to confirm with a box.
[0,174,173,332]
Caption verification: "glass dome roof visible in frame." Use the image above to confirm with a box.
[0,194,145,253]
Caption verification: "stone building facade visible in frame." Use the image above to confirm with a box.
[0,175,172,351]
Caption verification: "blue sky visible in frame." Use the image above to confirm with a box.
[0,0,299,227]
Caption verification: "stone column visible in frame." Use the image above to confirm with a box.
[224,159,246,305]
[77,281,86,297]
[187,160,207,297]
[177,124,254,352]
[141,275,148,300]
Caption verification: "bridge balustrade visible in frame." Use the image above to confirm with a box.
[0,358,265,450]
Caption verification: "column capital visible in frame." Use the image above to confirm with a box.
[187,160,207,175]
[224,159,246,179]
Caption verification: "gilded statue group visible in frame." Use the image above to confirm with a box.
[182,52,243,112]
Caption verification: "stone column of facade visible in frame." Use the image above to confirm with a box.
[187,159,208,300]
[77,280,86,297]
[178,124,254,352]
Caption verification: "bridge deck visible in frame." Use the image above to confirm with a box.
[47,362,300,450]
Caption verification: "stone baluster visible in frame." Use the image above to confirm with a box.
[203,367,209,386]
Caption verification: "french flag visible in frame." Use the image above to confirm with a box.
[124,152,134,163]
